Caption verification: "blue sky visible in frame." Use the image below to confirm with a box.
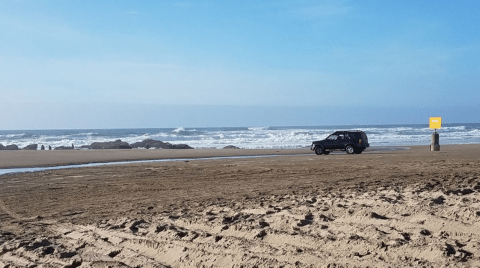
[0,0,479,129]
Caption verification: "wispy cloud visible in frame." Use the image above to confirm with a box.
[271,0,353,20]
[292,3,352,19]
[174,2,194,9]
[0,56,335,106]
[0,13,87,42]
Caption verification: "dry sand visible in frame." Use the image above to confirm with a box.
[1,145,480,267]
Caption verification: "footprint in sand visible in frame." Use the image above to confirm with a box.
[431,196,446,205]
[297,214,314,227]
[371,212,389,220]
[420,229,431,236]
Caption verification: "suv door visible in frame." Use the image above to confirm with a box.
[324,134,339,150]
[336,133,347,149]
[344,132,355,147]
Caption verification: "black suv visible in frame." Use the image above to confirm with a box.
[311,130,369,155]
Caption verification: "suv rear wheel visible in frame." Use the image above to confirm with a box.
[314,146,323,155]
[354,148,363,154]
[345,145,355,154]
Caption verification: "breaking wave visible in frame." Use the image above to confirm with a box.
[1,123,480,150]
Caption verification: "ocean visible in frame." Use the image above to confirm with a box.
[1,123,480,150]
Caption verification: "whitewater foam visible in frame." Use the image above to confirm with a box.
[1,124,480,149]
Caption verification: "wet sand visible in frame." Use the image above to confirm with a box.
[0,148,310,169]
[1,145,480,267]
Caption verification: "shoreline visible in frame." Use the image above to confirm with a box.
[0,154,311,177]
[0,145,418,170]
[0,143,460,171]
[0,143,471,171]
[0,148,310,169]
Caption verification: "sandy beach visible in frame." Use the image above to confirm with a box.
[1,145,480,267]
[0,148,311,169]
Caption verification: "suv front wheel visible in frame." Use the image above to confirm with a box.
[314,146,323,155]
[345,145,355,154]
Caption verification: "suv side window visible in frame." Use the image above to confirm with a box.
[327,135,338,140]
[338,134,345,140]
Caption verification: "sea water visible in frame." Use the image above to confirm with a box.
[1,123,480,150]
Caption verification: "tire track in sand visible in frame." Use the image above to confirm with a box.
[0,198,41,221]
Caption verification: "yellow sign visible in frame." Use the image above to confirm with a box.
[429,117,442,129]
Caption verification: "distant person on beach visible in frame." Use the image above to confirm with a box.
[49,145,52,150]
[41,145,45,150]
[72,143,74,149]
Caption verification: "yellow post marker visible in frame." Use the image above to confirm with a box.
[429,117,442,129]
[429,117,441,151]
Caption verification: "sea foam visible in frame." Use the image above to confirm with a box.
[1,124,480,149]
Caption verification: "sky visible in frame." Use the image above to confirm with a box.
[0,0,479,129]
